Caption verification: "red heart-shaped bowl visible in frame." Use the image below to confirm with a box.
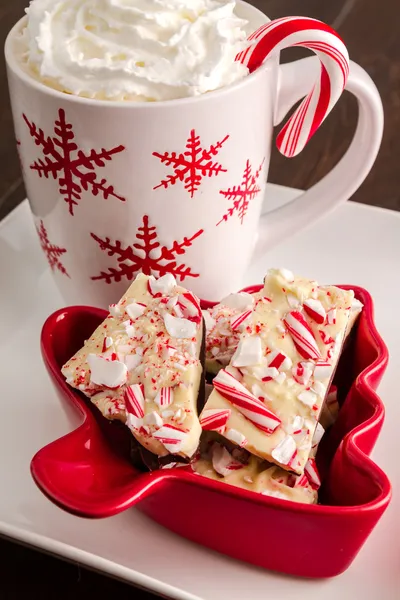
[32,285,391,578]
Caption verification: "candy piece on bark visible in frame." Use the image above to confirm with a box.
[231,310,253,332]
[271,435,297,465]
[125,353,142,372]
[154,387,174,409]
[225,428,247,447]
[153,424,188,453]
[200,408,231,433]
[232,336,263,367]
[213,369,281,433]
[284,311,321,360]
[220,292,254,311]
[268,349,292,370]
[212,444,244,476]
[149,273,177,296]
[177,292,202,323]
[125,384,145,418]
[313,359,332,380]
[305,458,321,489]
[202,310,216,331]
[88,354,128,388]
[126,302,146,320]
[164,312,197,339]
[303,299,326,324]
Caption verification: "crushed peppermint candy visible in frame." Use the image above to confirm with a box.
[220,292,254,311]
[164,313,197,339]
[202,310,216,332]
[268,350,292,371]
[232,336,263,367]
[225,428,247,447]
[149,273,177,296]
[144,411,163,429]
[88,354,128,388]
[154,387,174,408]
[303,299,326,324]
[271,435,297,465]
[297,390,318,407]
[125,353,142,372]
[126,302,146,320]
[153,424,188,453]
[212,444,243,477]
[200,408,231,433]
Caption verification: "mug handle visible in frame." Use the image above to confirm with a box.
[254,56,383,255]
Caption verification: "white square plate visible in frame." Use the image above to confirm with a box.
[1,185,399,600]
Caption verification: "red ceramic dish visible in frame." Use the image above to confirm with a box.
[32,285,391,578]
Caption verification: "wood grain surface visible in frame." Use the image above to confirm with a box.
[0,0,399,597]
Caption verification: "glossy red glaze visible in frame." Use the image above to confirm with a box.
[33,286,391,578]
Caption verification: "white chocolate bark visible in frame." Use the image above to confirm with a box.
[200,269,356,474]
[62,273,203,459]
[193,442,317,504]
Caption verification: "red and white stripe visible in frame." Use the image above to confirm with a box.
[305,458,321,489]
[213,369,281,433]
[153,424,188,452]
[124,383,145,418]
[176,292,202,323]
[154,387,174,408]
[284,311,321,360]
[236,17,349,157]
[230,309,252,332]
[303,299,326,324]
[200,408,231,433]
[313,358,332,380]
[268,349,292,370]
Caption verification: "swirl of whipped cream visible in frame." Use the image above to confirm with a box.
[22,0,250,101]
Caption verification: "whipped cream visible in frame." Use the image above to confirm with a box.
[21,0,250,101]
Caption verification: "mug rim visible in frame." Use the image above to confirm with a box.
[5,2,272,110]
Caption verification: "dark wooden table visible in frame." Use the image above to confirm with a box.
[1,0,399,597]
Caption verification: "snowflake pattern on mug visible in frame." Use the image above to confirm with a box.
[90,215,204,284]
[217,158,265,225]
[153,129,229,198]
[36,220,69,277]
[22,109,126,216]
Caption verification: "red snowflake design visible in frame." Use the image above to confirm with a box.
[90,215,204,284]
[36,220,69,277]
[217,158,265,225]
[23,109,126,216]
[153,129,229,198]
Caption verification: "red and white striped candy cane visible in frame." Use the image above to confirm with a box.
[236,17,349,157]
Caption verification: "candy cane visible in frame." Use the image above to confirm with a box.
[284,311,321,360]
[125,383,145,418]
[200,408,231,433]
[236,17,349,157]
[213,369,281,433]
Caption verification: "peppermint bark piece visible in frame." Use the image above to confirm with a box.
[62,273,204,459]
[192,442,317,504]
[200,269,357,474]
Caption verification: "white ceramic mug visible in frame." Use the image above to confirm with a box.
[5,2,383,306]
